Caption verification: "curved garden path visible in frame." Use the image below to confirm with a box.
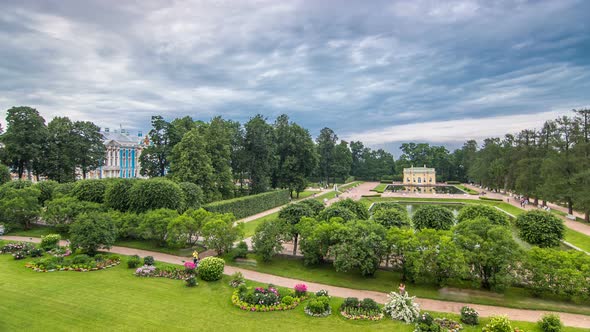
[2,235,589,328]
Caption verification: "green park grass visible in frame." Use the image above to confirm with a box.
[371,183,388,193]
[454,184,479,195]
[565,228,590,253]
[0,252,585,331]
[241,211,280,239]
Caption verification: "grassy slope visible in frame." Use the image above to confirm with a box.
[454,185,479,195]
[0,253,584,331]
[371,183,388,193]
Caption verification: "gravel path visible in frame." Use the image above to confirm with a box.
[2,235,589,328]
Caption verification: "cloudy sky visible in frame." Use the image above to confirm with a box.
[1,0,589,153]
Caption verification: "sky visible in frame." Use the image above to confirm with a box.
[1,0,589,154]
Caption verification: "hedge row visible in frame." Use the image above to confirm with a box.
[446,181,461,185]
[479,196,503,202]
[203,190,290,219]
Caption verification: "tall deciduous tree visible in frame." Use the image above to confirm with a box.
[140,115,175,177]
[169,128,215,200]
[72,121,105,179]
[202,117,234,200]
[316,127,338,185]
[44,117,77,182]
[244,115,275,194]
[1,106,48,179]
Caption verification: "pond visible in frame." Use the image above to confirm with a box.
[370,202,464,218]
[385,185,466,194]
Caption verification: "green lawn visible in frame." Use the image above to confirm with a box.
[6,224,61,237]
[0,252,585,331]
[240,211,280,239]
[454,185,479,195]
[113,239,206,257]
[227,254,590,316]
[371,183,388,193]
[565,228,590,253]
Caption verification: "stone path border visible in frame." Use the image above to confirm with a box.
[2,235,589,328]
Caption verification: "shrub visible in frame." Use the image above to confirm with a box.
[34,180,58,204]
[128,179,184,213]
[412,205,455,230]
[72,180,108,203]
[185,276,198,287]
[203,190,290,219]
[184,261,197,274]
[29,248,44,257]
[12,250,27,260]
[515,210,564,247]
[40,234,61,250]
[340,297,383,320]
[44,196,104,233]
[305,296,331,317]
[457,204,508,226]
[460,306,479,325]
[179,182,204,211]
[341,297,359,309]
[482,315,512,332]
[446,181,461,184]
[127,255,141,268]
[199,256,225,281]
[143,256,155,266]
[329,199,369,219]
[538,314,562,332]
[69,212,117,255]
[53,182,75,197]
[315,289,329,297]
[319,206,356,222]
[434,317,463,331]
[231,241,249,259]
[371,202,406,214]
[298,199,325,216]
[72,254,91,265]
[383,291,420,323]
[415,312,441,332]
[104,179,136,212]
[252,219,285,262]
[281,295,294,305]
[229,271,246,288]
[294,283,307,297]
[372,208,411,228]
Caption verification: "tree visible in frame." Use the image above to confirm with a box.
[69,212,117,255]
[139,115,175,177]
[316,127,338,185]
[72,121,105,179]
[456,204,508,226]
[273,115,318,197]
[0,186,41,230]
[279,203,314,255]
[0,164,10,185]
[329,198,368,220]
[44,196,104,233]
[331,220,387,276]
[128,179,183,213]
[138,208,179,245]
[33,180,58,205]
[244,115,275,193]
[169,128,215,200]
[298,218,345,265]
[372,208,411,228]
[412,205,454,230]
[43,117,76,182]
[1,106,48,179]
[166,208,210,248]
[319,206,356,222]
[202,117,234,200]
[454,217,520,290]
[386,227,416,281]
[572,170,590,221]
[252,219,286,261]
[178,182,204,211]
[405,229,466,286]
[298,199,325,217]
[515,210,564,247]
[332,140,352,181]
[201,213,243,255]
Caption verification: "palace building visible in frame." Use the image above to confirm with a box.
[87,129,148,179]
[403,165,436,185]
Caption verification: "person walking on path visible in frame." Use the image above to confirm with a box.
[192,250,199,265]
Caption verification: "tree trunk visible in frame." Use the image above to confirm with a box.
[585,212,589,223]
[82,169,87,179]
[542,200,547,207]
[534,197,538,205]
[296,191,300,199]
[568,199,573,215]
[292,234,298,256]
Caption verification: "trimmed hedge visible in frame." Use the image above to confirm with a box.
[199,257,225,281]
[446,181,461,184]
[479,197,503,202]
[203,190,290,219]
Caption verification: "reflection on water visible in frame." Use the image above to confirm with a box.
[385,185,465,194]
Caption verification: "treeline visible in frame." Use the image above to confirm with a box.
[463,109,590,219]
[0,106,104,182]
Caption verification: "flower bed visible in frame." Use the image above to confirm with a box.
[304,294,331,317]
[434,317,463,332]
[134,265,194,280]
[25,254,120,272]
[340,297,384,321]
[232,284,308,312]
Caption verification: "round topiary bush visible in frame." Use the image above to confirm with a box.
[128,179,183,213]
[199,257,225,281]
[457,204,508,226]
[371,202,406,214]
[482,315,512,332]
[179,182,204,211]
[372,208,410,228]
[515,210,564,247]
[72,180,108,203]
[319,206,356,222]
[104,179,136,212]
[538,314,562,332]
[412,205,455,230]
